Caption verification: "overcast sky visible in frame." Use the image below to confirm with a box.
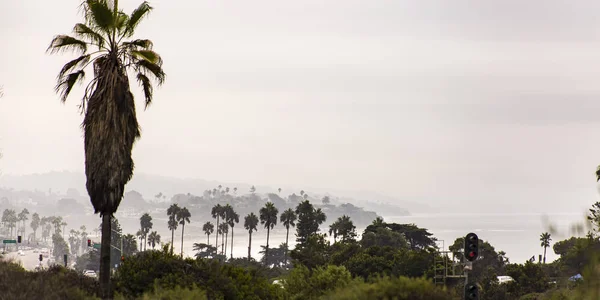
[1,0,600,213]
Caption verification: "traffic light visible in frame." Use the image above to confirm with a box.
[87,239,91,247]
[121,256,125,262]
[464,233,479,262]
[63,254,68,267]
[17,236,21,243]
[39,254,43,262]
[464,283,479,300]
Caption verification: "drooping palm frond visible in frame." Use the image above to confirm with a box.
[124,1,153,38]
[73,23,106,49]
[55,70,86,102]
[47,35,88,54]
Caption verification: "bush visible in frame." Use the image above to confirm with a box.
[0,260,98,299]
[283,264,353,299]
[322,276,456,300]
[114,246,282,299]
[115,283,207,300]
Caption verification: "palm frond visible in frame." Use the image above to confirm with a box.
[58,54,91,80]
[136,73,153,107]
[84,0,114,35]
[47,35,88,54]
[55,70,85,102]
[122,39,153,50]
[135,59,165,85]
[116,12,129,35]
[131,50,162,65]
[124,1,152,38]
[73,23,106,49]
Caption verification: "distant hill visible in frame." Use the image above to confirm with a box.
[0,171,426,216]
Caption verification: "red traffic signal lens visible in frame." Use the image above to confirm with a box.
[468,251,477,258]
[121,256,125,261]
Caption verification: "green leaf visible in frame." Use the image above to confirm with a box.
[136,73,153,108]
[124,1,152,38]
[73,23,106,49]
[85,0,114,34]
[47,35,88,55]
[131,50,161,65]
[55,70,85,102]
[116,12,129,35]
[122,39,153,50]
[58,55,91,80]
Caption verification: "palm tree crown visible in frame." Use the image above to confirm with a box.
[47,0,165,215]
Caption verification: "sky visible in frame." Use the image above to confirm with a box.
[2,0,600,213]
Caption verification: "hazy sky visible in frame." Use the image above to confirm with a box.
[2,0,600,213]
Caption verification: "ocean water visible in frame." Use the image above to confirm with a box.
[77,212,589,264]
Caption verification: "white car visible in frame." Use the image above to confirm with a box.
[83,270,97,278]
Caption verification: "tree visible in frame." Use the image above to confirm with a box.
[136,229,144,250]
[218,223,229,257]
[30,213,40,243]
[540,232,552,264]
[250,186,256,194]
[177,206,191,256]
[295,200,327,244]
[278,188,282,195]
[280,208,297,265]
[211,204,223,254]
[48,0,165,296]
[147,231,160,249]
[140,213,153,251]
[225,205,239,259]
[259,202,278,266]
[322,196,331,205]
[17,208,29,238]
[167,204,180,253]
[244,213,259,260]
[202,222,214,245]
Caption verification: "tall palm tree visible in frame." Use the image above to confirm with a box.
[136,229,144,250]
[147,231,160,249]
[18,208,29,238]
[48,1,165,296]
[167,204,180,253]
[244,213,258,260]
[225,205,239,259]
[202,221,214,245]
[30,213,40,243]
[177,207,191,257]
[329,221,339,243]
[218,223,229,257]
[139,212,153,251]
[259,202,278,266]
[280,208,296,265]
[540,232,552,264]
[211,204,223,253]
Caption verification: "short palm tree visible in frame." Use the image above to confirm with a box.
[140,212,153,251]
[47,1,165,297]
[244,213,259,259]
[540,232,552,264]
[202,221,214,245]
[147,231,160,249]
[259,202,278,266]
[218,223,229,256]
[177,207,191,256]
[167,204,180,253]
[280,208,296,265]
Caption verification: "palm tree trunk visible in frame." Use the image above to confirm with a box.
[230,227,234,259]
[221,234,225,256]
[99,214,112,299]
[180,223,185,257]
[171,229,175,254]
[265,228,270,266]
[144,236,147,251]
[215,217,219,254]
[248,231,252,260]
[284,227,290,266]
[224,231,228,257]
[207,233,210,245]
[543,246,547,264]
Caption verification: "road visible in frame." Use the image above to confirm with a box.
[4,249,60,271]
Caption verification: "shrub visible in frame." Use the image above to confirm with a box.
[283,264,353,300]
[322,276,456,300]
